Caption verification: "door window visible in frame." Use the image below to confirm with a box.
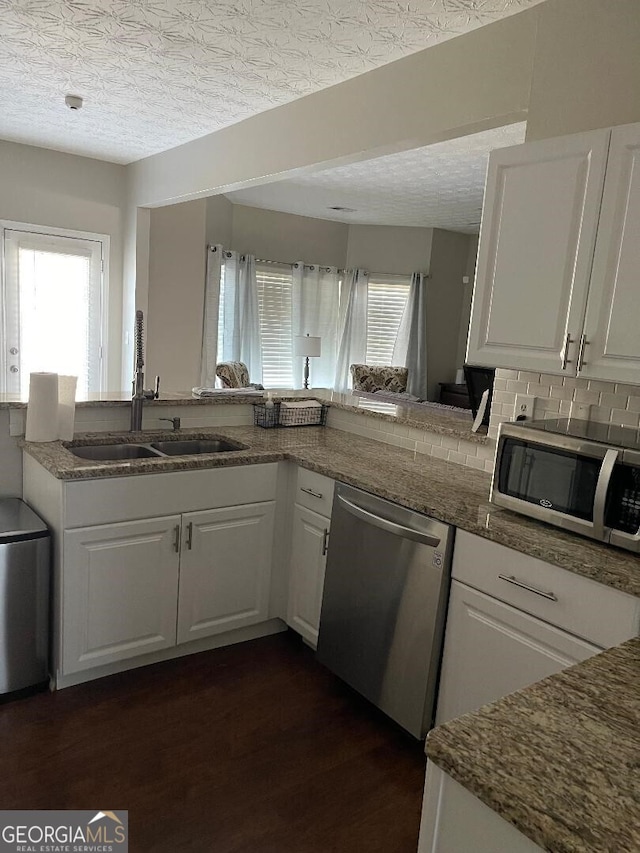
[1,226,106,396]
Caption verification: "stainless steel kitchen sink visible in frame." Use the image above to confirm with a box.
[70,444,161,461]
[150,439,245,455]
[69,437,246,461]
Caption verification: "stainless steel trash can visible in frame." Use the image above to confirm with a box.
[0,498,50,697]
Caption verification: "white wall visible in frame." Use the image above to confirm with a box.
[128,11,535,207]
[0,141,127,391]
[0,410,22,498]
[426,230,473,399]
[456,236,479,368]
[231,205,348,267]
[205,195,233,248]
[526,0,640,142]
[346,225,433,276]
[147,199,207,392]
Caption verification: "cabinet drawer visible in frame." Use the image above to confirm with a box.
[295,467,335,517]
[453,531,639,649]
[65,463,278,527]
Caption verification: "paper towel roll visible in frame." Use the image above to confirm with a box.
[25,373,59,442]
[58,375,78,440]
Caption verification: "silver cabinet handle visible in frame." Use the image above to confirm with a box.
[322,528,329,556]
[173,524,181,553]
[498,574,558,601]
[185,521,193,550]
[561,332,574,371]
[337,495,441,547]
[577,334,588,371]
[301,487,323,499]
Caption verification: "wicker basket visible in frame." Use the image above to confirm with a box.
[253,401,328,429]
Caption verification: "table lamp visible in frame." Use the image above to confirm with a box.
[294,334,322,389]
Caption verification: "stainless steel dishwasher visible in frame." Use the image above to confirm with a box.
[316,484,454,738]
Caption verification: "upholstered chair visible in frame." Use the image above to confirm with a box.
[215,361,251,388]
[349,364,409,394]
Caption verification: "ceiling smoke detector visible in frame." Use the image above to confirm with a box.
[65,95,83,111]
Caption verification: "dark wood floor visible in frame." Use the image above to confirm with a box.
[0,631,426,852]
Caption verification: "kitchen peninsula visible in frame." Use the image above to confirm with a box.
[9,392,640,853]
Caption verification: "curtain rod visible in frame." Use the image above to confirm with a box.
[209,246,429,279]
[256,257,431,279]
[256,257,345,274]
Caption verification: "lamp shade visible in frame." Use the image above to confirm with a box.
[294,334,321,358]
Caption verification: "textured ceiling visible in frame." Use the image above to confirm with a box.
[0,1,543,164]
[225,122,527,232]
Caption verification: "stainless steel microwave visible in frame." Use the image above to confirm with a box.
[491,418,640,552]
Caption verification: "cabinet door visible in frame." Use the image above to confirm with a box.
[435,581,600,724]
[63,516,181,674]
[287,504,329,646]
[177,502,275,644]
[467,130,610,374]
[579,123,640,383]
[418,763,544,853]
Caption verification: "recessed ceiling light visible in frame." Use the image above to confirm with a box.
[328,206,357,213]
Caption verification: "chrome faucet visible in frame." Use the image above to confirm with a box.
[131,310,159,431]
[159,417,181,431]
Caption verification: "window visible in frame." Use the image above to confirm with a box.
[256,263,294,388]
[217,260,295,389]
[1,223,107,397]
[366,274,411,364]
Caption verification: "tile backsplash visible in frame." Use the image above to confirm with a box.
[327,408,496,472]
[489,369,640,439]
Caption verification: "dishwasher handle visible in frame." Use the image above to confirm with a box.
[336,495,441,548]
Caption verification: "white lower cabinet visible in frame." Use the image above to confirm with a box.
[38,463,281,679]
[177,502,275,644]
[435,581,600,724]
[419,530,639,853]
[62,503,276,675]
[287,504,330,646]
[419,763,544,853]
[63,516,181,673]
[286,468,335,647]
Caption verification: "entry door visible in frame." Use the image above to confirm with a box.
[1,226,104,395]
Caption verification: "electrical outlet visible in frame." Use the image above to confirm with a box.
[514,394,535,421]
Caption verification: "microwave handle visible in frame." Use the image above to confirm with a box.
[593,448,619,538]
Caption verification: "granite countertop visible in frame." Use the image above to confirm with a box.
[426,637,640,853]
[21,424,640,598]
[2,389,486,444]
[315,389,488,444]
[0,391,268,409]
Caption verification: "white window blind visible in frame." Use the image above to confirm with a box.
[366,275,411,364]
[1,226,106,396]
[256,263,294,388]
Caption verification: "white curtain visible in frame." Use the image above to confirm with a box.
[334,268,368,392]
[404,272,429,399]
[292,262,340,389]
[200,245,262,386]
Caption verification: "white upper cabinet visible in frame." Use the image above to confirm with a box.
[467,129,610,374]
[579,124,640,382]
